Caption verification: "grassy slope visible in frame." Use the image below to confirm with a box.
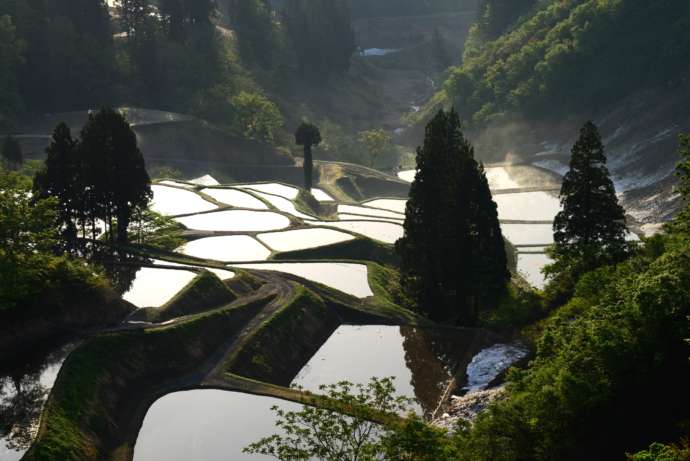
[24,297,269,461]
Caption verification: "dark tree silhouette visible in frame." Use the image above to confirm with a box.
[80,108,152,244]
[295,122,321,191]
[396,109,508,325]
[552,121,629,268]
[1,135,23,170]
[33,123,80,251]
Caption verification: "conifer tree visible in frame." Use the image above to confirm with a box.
[397,109,508,324]
[1,135,23,170]
[79,108,152,244]
[295,122,321,191]
[33,123,80,251]
[549,121,629,279]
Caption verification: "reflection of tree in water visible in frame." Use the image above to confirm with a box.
[400,327,481,417]
[93,247,151,295]
[0,343,74,452]
[0,373,48,450]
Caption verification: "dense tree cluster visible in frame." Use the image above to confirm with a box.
[430,0,690,125]
[33,109,151,250]
[284,0,356,81]
[396,109,509,325]
[0,0,115,115]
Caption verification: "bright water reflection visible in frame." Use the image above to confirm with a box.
[175,210,291,232]
[122,267,197,308]
[0,343,74,460]
[517,253,553,289]
[362,199,408,214]
[179,236,271,262]
[257,228,355,252]
[133,390,301,461]
[236,183,299,200]
[201,188,268,210]
[309,220,403,244]
[494,192,562,221]
[234,263,374,298]
[150,185,217,216]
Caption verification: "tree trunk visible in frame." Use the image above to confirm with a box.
[117,210,130,244]
[303,144,313,190]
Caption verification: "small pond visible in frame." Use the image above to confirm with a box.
[236,183,299,200]
[309,220,403,245]
[257,228,355,253]
[179,236,271,262]
[234,263,374,298]
[494,192,562,221]
[133,390,301,461]
[122,267,197,308]
[175,210,291,232]
[201,188,268,210]
[150,185,217,216]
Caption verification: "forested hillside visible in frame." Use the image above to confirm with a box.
[422,0,690,126]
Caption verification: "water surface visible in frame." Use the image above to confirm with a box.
[133,390,301,461]
[201,188,268,210]
[517,253,553,289]
[309,221,403,244]
[236,183,299,200]
[150,185,217,216]
[257,228,355,252]
[122,267,197,308]
[362,199,408,214]
[338,205,404,220]
[494,192,562,221]
[500,224,554,246]
[179,236,271,262]
[234,263,374,298]
[253,192,316,221]
[1,343,74,460]
[175,210,291,232]
[311,188,334,202]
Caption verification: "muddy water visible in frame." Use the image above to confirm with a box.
[0,342,74,460]
[133,390,301,461]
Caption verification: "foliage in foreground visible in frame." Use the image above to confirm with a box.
[244,378,462,461]
[0,169,106,313]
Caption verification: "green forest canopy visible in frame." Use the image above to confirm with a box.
[424,0,690,126]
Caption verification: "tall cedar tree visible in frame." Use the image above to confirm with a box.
[396,109,508,325]
[33,123,80,250]
[551,121,629,274]
[80,108,151,243]
[1,135,22,170]
[295,122,321,191]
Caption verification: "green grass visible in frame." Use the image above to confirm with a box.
[226,285,340,385]
[144,270,237,322]
[25,297,270,461]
